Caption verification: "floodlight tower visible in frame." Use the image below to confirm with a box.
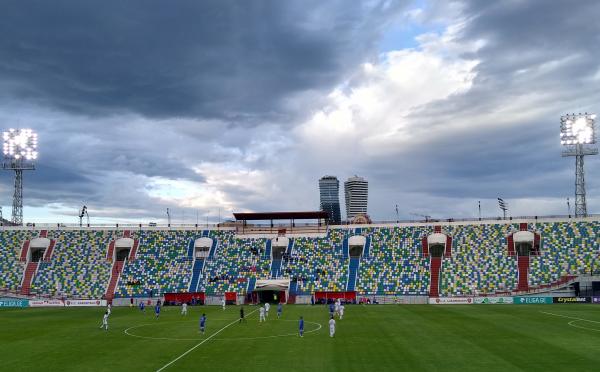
[560,113,598,217]
[2,129,38,225]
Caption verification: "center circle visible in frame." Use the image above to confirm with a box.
[124,319,322,341]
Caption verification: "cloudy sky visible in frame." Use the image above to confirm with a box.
[1,0,599,224]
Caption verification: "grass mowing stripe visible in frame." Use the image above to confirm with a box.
[155,308,258,372]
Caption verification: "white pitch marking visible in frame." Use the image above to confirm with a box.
[124,320,234,341]
[124,319,321,342]
[540,311,600,324]
[155,308,258,372]
[567,320,600,332]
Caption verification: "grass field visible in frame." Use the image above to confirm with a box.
[2,304,600,371]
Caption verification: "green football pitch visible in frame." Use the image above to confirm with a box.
[2,304,600,371]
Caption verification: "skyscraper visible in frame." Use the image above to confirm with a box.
[344,175,368,220]
[319,176,341,224]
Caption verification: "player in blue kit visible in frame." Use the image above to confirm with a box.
[299,316,304,337]
[277,302,283,318]
[155,303,161,319]
[139,301,145,312]
[199,313,206,334]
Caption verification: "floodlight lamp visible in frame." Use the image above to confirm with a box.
[3,129,39,162]
[560,113,596,145]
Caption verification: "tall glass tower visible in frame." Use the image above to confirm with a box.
[344,175,368,220]
[319,175,341,224]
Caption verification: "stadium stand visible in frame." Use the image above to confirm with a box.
[529,221,599,286]
[356,227,431,295]
[0,230,33,292]
[200,233,271,294]
[30,230,114,298]
[115,230,193,298]
[1,219,599,300]
[440,224,518,296]
[281,229,349,294]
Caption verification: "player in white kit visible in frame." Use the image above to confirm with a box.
[339,304,345,320]
[265,302,270,317]
[329,316,336,337]
[100,311,109,331]
[181,302,188,316]
[222,297,226,310]
[259,305,266,323]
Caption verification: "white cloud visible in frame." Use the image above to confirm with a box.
[295,28,479,160]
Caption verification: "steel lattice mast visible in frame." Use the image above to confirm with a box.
[11,169,23,225]
[2,129,37,226]
[560,114,597,218]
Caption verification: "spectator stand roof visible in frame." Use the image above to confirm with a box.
[233,211,329,221]
[233,211,330,235]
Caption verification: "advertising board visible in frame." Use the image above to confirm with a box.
[513,296,553,304]
[0,298,29,307]
[64,299,107,307]
[29,299,65,307]
[473,297,513,304]
[429,297,473,305]
[552,297,591,304]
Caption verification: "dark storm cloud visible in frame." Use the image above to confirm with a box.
[0,0,407,121]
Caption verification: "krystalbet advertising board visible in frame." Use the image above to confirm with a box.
[64,299,107,307]
[473,297,513,304]
[429,297,473,305]
[29,299,64,307]
[552,297,591,304]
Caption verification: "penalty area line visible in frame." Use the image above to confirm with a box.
[156,308,258,372]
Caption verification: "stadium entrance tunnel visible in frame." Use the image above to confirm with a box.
[29,238,50,262]
[194,237,213,258]
[348,235,366,257]
[256,290,286,304]
[253,279,289,303]
[423,233,452,257]
[512,231,540,256]
[115,238,134,261]
[272,237,289,259]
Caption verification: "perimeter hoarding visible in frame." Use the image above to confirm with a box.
[29,299,65,307]
[64,299,107,307]
[513,296,553,304]
[429,297,473,305]
[552,297,591,304]
[473,297,513,304]
[0,298,29,307]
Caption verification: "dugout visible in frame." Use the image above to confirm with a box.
[164,292,205,305]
